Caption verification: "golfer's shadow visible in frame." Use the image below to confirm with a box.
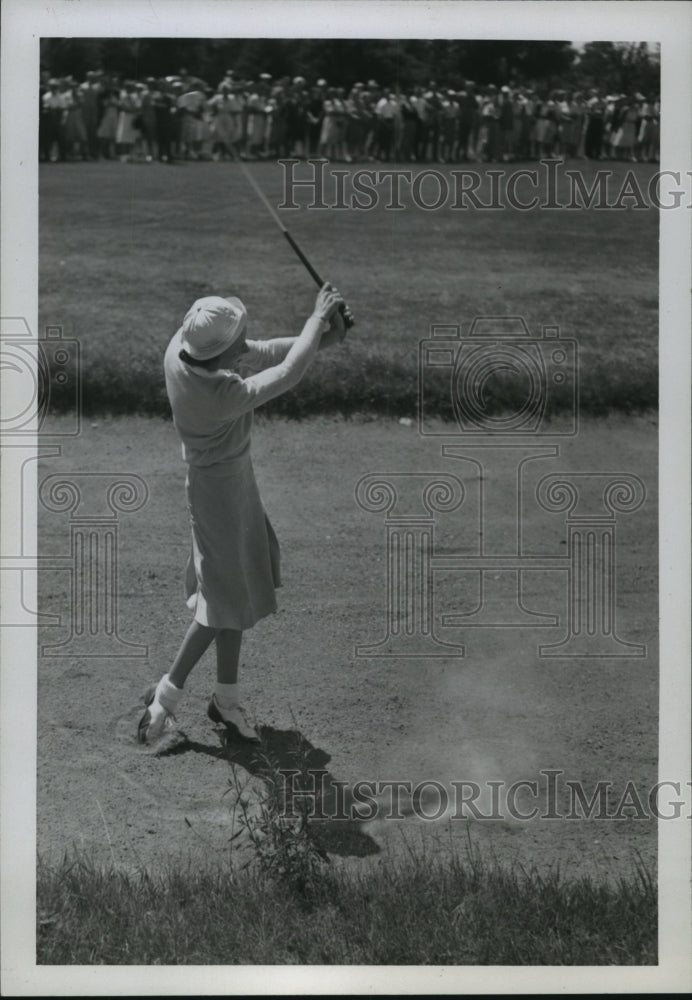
[227,725,381,859]
[165,724,380,858]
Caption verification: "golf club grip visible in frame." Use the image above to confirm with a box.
[282,231,355,329]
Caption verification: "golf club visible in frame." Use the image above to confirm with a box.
[238,160,355,329]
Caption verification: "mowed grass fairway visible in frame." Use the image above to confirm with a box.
[39,159,658,417]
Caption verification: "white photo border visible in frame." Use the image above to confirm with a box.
[1,0,690,994]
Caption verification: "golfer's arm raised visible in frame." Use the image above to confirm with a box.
[254,298,350,361]
[219,284,343,414]
[276,285,341,383]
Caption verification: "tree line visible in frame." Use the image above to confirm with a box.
[41,39,659,95]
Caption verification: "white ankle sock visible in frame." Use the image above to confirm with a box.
[215,682,239,709]
[156,674,184,713]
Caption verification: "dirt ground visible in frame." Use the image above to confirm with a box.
[37,413,658,883]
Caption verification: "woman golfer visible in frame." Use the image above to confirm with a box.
[138,282,350,744]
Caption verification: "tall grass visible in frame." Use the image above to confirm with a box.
[37,844,656,965]
[45,343,657,422]
[37,705,658,966]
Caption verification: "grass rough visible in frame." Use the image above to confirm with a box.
[39,160,658,421]
[37,846,656,966]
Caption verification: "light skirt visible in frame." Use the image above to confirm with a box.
[97,106,118,140]
[612,122,636,148]
[184,452,281,630]
[214,113,243,145]
[116,111,140,145]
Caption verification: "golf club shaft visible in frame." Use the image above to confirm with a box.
[282,230,324,288]
[238,162,354,328]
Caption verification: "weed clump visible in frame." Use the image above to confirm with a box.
[225,745,332,906]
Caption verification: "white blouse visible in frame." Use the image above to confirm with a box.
[164,329,324,467]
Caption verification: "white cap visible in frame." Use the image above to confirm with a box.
[180,296,247,360]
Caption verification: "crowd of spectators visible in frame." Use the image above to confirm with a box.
[39,67,661,166]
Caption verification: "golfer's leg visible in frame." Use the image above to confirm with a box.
[138,621,217,742]
[211,629,258,740]
[215,628,242,685]
[168,621,218,688]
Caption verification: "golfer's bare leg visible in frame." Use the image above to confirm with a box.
[215,628,242,685]
[211,629,257,739]
[168,621,218,688]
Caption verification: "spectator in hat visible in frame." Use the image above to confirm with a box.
[81,71,103,159]
[176,86,205,160]
[456,85,476,162]
[477,85,499,162]
[650,95,660,163]
[306,83,325,156]
[96,84,120,159]
[264,83,282,160]
[358,87,378,161]
[610,95,638,161]
[602,93,620,158]
[426,87,443,162]
[559,91,584,159]
[511,87,528,160]
[636,93,659,163]
[209,80,241,160]
[318,87,338,159]
[497,86,514,162]
[438,90,459,163]
[263,87,284,158]
[373,90,400,162]
[53,78,76,162]
[168,81,186,159]
[139,79,158,162]
[63,82,89,161]
[243,79,271,159]
[584,88,605,159]
[115,80,141,162]
[283,78,308,158]
[230,81,248,151]
[41,78,66,162]
[463,82,481,159]
[151,79,177,163]
[410,87,430,162]
[39,73,52,162]
[533,89,557,159]
[397,89,418,162]
[199,88,217,160]
[333,87,349,160]
[342,84,363,162]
